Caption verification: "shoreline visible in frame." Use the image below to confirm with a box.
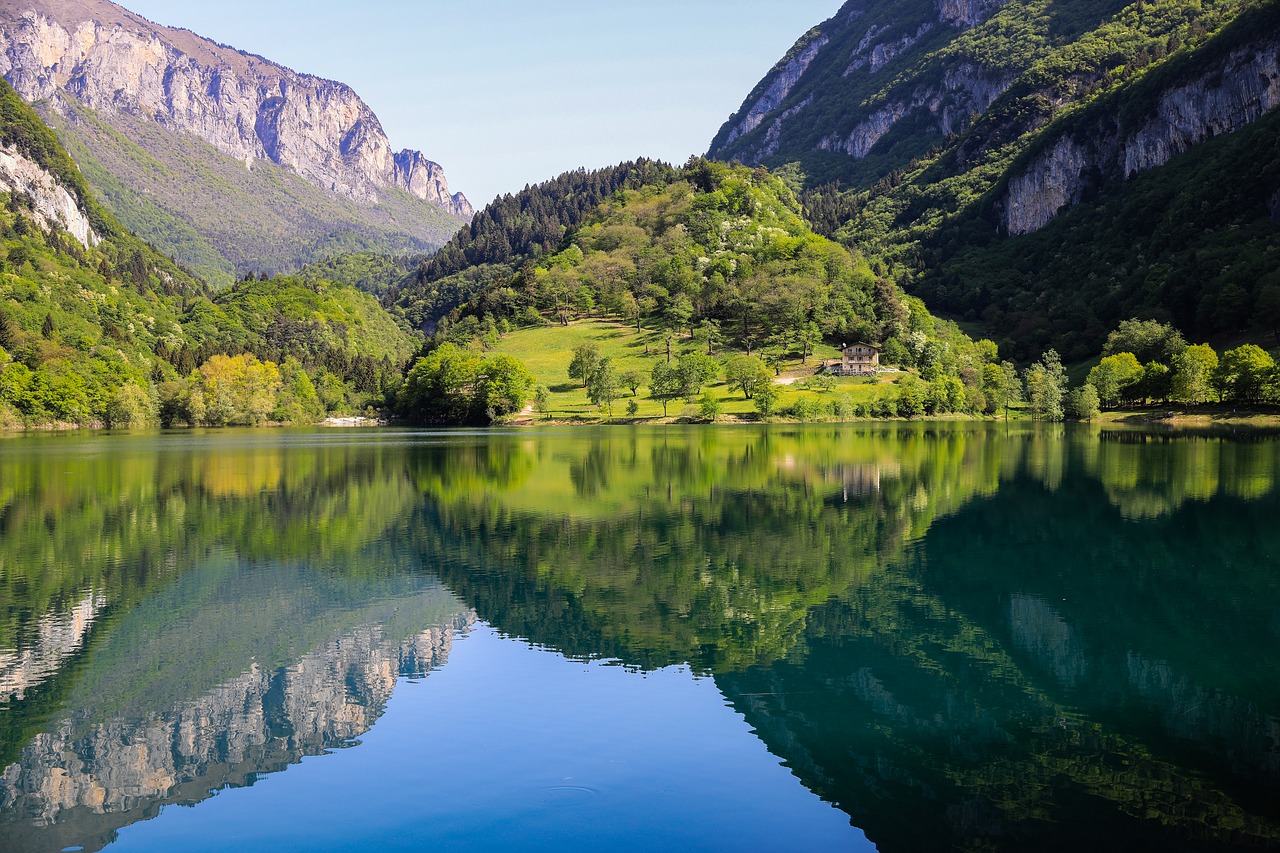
[5,409,1280,434]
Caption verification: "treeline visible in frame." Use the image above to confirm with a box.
[385,159,680,331]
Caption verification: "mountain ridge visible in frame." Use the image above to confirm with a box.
[0,0,471,216]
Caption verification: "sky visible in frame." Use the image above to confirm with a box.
[119,0,843,207]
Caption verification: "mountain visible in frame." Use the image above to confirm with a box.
[0,76,418,428]
[0,0,471,286]
[711,0,1280,359]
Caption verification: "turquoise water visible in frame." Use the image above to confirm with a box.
[0,425,1277,851]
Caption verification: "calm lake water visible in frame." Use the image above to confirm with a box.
[0,424,1278,851]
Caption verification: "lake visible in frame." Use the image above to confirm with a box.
[0,424,1277,851]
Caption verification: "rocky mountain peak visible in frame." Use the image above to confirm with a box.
[0,0,472,217]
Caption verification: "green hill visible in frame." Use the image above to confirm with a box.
[399,159,1005,424]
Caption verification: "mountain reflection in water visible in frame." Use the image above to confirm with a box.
[0,425,1277,851]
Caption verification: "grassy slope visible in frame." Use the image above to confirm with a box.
[491,319,897,422]
[41,98,464,287]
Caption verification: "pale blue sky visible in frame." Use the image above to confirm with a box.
[120,0,842,207]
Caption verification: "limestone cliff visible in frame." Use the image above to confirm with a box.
[0,0,471,219]
[1002,40,1280,235]
[709,0,1026,177]
[0,142,97,246]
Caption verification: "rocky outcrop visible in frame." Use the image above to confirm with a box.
[0,613,475,850]
[1002,136,1091,235]
[0,143,98,246]
[935,0,1011,29]
[0,0,471,217]
[711,0,1016,169]
[393,150,470,218]
[819,61,1012,158]
[722,34,829,147]
[1003,41,1280,235]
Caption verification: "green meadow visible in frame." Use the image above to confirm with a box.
[491,319,900,423]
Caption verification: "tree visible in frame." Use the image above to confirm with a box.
[649,361,682,417]
[1087,352,1143,407]
[534,385,551,420]
[1214,344,1276,404]
[568,343,601,388]
[896,375,925,418]
[694,319,723,355]
[478,354,536,419]
[725,355,771,399]
[619,370,643,397]
[698,391,722,422]
[676,352,718,401]
[1025,350,1066,421]
[399,343,484,424]
[665,294,694,336]
[196,353,283,426]
[105,382,156,429]
[1171,344,1218,405]
[982,361,1022,419]
[754,381,780,419]
[797,321,822,365]
[586,356,619,418]
[1132,361,1171,404]
[1067,385,1101,421]
[41,312,55,340]
[1103,318,1186,364]
[0,308,16,352]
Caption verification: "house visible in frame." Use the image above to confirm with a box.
[826,343,880,376]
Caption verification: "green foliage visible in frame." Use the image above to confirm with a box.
[1171,343,1219,405]
[756,0,1279,359]
[586,356,619,418]
[1088,352,1144,407]
[1213,344,1276,404]
[568,343,602,388]
[397,343,534,425]
[698,391,723,422]
[649,361,683,416]
[389,160,679,331]
[1067,384,1102,420]
[1025,350,1067,421]
[0,90,411,429]
[725,354,773,399]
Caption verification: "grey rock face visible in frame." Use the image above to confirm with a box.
[935,0,1011,29]
[0,0,472,217]
[1002,41,1280,235]
[710,0,1016,169]
[723,34,830,148]
[0,143,98,246]
[819,61,1012,158]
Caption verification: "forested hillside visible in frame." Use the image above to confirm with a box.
[386,160,680,332]
[710,0,1280,358]
[0,79,415,429]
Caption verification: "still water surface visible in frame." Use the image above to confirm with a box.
[0,424,1277,851]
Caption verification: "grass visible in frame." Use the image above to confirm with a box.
[490,318,905,423]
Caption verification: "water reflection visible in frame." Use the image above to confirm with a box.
[404,425,1280,849]
[0,426,1277,851]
